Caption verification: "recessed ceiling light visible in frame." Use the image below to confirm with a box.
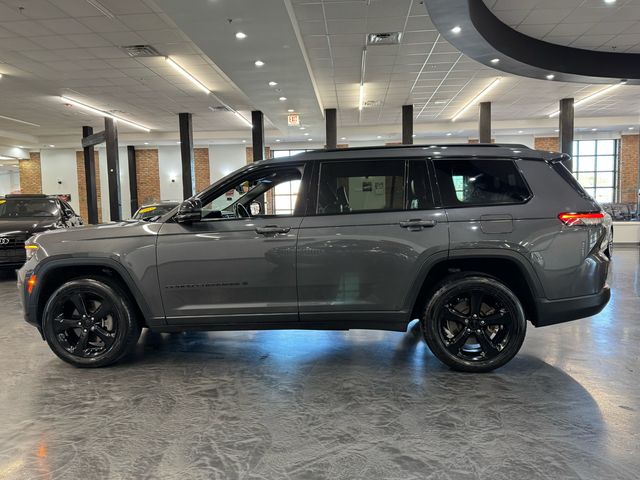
[546,74,555,80]
[591,128,598,131]
[604,0,617,4]
[268,81,278,86]
[235,32,247,39]
[288,109,295,113]
[299,127,305,130]
[144,142,149,145]
[308,138,312,141]
[412,134,416,138]
[446,132,452,136]
[279,96,287,101]
[490,58,500,64]
[518,130,523,133]
[242,140,246,143]
[377,135,382,139]
[275,139,281,142]
[17,145,23,148]
[340,137,346,140]
[555,129,559,132]
[176,141,181,144]
[451,26,462,34]
[629,126,635,130]
[49,144,55,148]
[255,60,265,67]
[304,132,309,136]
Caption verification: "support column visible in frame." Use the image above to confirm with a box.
[402,104,413,145]
[479,102,491,144]
[127,146,138,213]
[179,112,195,199]
[252,110,264,162]
[559,98,575,171]
[104,118,121,222]
[82,126,99,224]
[325,108,337,149]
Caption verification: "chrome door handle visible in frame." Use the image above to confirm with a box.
[255,225,291,235]
[399,219,437,231]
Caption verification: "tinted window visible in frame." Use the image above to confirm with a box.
[317,160,405,214]
[550,161,593,200]
[435,159,530,207]
[407,160,433,210]
[0,198,60,217]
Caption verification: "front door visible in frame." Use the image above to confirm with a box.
[156,163,308,325]
[297,158,449,323]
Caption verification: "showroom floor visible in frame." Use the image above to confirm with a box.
[0,250,638,480]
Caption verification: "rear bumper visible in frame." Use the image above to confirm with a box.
[533,284,611,327]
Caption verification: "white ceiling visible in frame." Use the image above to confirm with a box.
[485,0,640,53]
[0,0,638,151]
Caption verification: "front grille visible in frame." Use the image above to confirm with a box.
[0,235,26,258]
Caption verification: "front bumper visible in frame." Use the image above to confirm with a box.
[533,284,611,327]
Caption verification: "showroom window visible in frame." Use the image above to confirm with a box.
[272,149,312,158]
[572,139,618,204]
[434,159,531,207]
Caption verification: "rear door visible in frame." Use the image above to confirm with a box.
[296,157,448,323]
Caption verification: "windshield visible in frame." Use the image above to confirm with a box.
[133,204,176,221]
[0,198,59,218]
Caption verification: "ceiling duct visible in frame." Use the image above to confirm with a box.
[367,32,402,46]
[121,45,162,58]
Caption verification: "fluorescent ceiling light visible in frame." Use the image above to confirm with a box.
[451,26,462,34]
[0,114,40,127]
[235,32,247,39]
[61,96,151,132]
[359,47,367,111]
[166,57,210,94]
[451,77,502,122]
[234,112,252,128]
[86,0,115,19]
[548,82,625,118]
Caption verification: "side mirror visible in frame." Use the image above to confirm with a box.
[175,198,202,223]
[62,208,74,218]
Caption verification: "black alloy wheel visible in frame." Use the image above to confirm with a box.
[422,275,527,372]
[42,278,141,367]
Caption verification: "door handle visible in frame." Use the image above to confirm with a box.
[399,219,437,231]
[255,225,291,235]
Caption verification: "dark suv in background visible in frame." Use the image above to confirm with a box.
[0,194,82,270]
[18,145,611,372]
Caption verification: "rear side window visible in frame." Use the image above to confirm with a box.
[550,161,593,200]
[435,159,531,207]
[317,160,405,214]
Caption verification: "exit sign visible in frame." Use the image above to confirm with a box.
[287,113,300,127]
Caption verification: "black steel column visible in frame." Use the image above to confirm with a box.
[325,108,337,149]
[82,126,99,224]
[251,110,264,161]
[402,104,413,144]
[559,98,575,171]
[127,146,138,214]
[104,118,121,221]
[179,112,195,199]
[479,102,491,143]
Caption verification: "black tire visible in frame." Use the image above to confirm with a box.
[421,275,527,373]
[42,277,141,368]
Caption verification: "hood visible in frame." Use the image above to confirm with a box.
[31,220,163,245]
[0,217,61,236]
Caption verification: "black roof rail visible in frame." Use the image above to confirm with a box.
[321,143,531,153]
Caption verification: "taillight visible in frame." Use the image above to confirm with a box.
[558,212,605,226]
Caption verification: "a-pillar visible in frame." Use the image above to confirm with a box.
[179,112,195,199]
[325,108,337,149]
[559,98,575,171]
[402,104,413,145]
[252,110,264,161]
[479,102,491,144]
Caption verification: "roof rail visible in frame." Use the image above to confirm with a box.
[322,143,531,152]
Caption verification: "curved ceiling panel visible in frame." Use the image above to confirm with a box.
[424,0,640,85]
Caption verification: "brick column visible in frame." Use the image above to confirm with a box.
[18,152,42,194]
[135,149,161,205]
[194,148,211,192]
[534,137,560,151]
[619,134,639,203]
[76,150,103,223]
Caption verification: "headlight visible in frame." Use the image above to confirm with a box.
[25,244,39,260]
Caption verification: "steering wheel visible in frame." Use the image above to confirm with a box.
[234,203,251,218]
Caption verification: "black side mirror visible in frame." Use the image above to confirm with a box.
[62,208,74,219]
[175,198,202,223]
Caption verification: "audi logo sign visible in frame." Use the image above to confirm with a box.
[0,238,9,245]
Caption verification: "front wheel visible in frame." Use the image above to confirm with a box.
[421,275,527,372]
[42,277,141,367]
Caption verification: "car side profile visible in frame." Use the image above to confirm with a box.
[0,194,82,270]
[17,144,611,372]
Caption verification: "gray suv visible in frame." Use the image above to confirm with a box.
[17,144,611,372]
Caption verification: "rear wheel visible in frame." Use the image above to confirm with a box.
[42,277,141,367]
[421,275,527,372]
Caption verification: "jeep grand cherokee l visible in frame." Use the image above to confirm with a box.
[17,144,611,372]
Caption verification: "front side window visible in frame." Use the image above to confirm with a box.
[317,160,405,215]
[201,166,303,220]
[435,159,530,207]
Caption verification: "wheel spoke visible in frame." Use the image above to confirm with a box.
[443,307,468,324]
[446,328,471,354]
[483,310,511,326]
[69,293,88,317]
[74,330,89,355]
[469,291,484,315]
[93,325,115,348]
[476,330,500,357]
[54,317,80,333]
[91,300,113,322]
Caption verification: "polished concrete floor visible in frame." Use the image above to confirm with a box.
[0,250,639,480]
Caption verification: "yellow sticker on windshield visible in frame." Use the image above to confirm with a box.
[0,200,5,204]
[138,206,156,214]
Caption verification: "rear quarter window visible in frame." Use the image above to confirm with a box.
[434,159,531,207]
